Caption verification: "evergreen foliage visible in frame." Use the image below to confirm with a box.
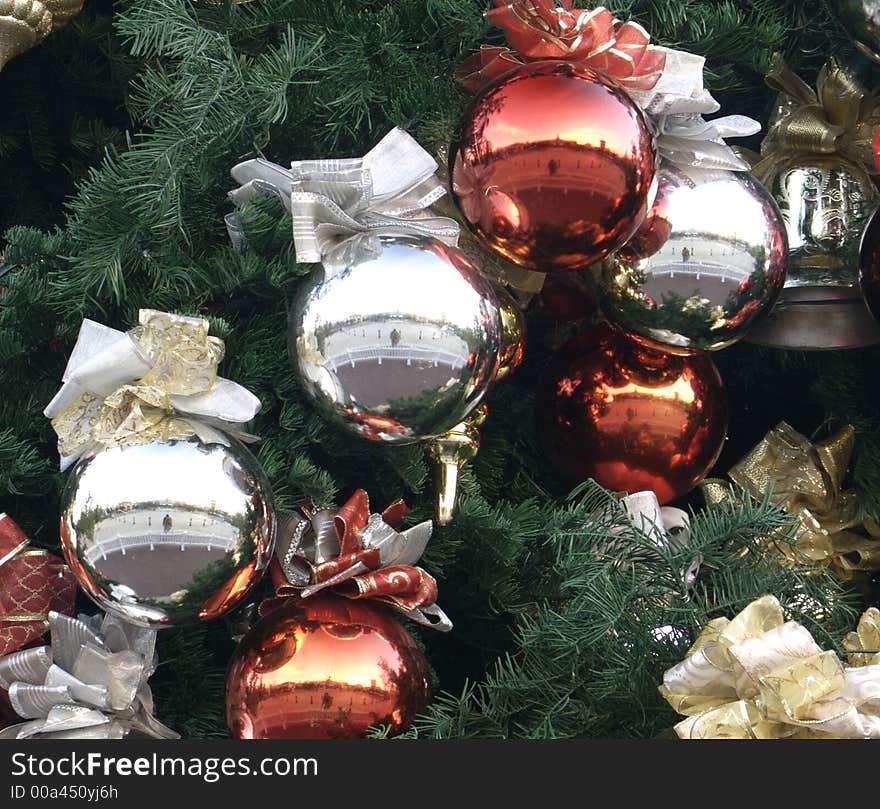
[0,0,876,738]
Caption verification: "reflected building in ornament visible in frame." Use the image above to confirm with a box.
[60,434,275,628]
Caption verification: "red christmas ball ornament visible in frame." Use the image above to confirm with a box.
[536,322,727,503]
[226,594,431,739]
[451,60,657,273]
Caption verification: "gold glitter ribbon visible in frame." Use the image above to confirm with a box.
[45,309,261,466]
[0,1,84,72]
[699,422,880,577]
[660,595,880,738]
[752,55,880,184]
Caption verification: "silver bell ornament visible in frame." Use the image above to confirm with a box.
[746,56,880,349]
[228,128,525,524]
[45,310,276,629]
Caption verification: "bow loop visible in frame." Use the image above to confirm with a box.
[473,2,666,90]
[44,310,261,469]
[273,491,452,631]
[0,514,77,658]
[227,128,460,273]
[661,596,880,739]
[755,56,880,182]
[0,611,178,740]
[701,422,880,575]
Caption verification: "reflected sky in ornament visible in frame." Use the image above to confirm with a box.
[67,440,249,518]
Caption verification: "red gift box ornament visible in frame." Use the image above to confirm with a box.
[0,514,77,657]
[269,490,452,632]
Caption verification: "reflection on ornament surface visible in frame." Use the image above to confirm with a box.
[859,204,880,322]
[769,156,877,285]
[598,166,787,352]
[536,322,727,503]
[226,594,430,739]
[291,235,520,442]
[451,60,657,272]
[60,434,275,628]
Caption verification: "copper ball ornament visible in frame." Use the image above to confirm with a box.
[226,594,431,739]
[535,322,727,504]
[451,60,657,273]
[59,433,275,629]
[597,166,788,353]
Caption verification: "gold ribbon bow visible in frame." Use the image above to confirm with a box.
[700,422,880,577]
[845,608,880,667]
[752,55,880,184]
[45,309,260,465]
[660,596,880,739]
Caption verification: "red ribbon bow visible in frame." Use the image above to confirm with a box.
[457,2,666,93]
[0,514,77,657]
[268,490,452,631]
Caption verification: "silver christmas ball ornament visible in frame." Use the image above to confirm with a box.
[60,433,276,629]
[290,235,520,442]
[597,167,788,353]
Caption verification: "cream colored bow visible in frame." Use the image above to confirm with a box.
[660,595,880,738]
[44,309,261,470]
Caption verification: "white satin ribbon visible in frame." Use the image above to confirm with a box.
[619,490,700,588]
[226,127,461,272]
[661,595,880,739]
[0,611,178,740]
[631,48,761,171]
[43,313,261,470]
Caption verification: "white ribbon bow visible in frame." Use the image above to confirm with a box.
[620,490,700,589]
[0,611,178,740]
[226,127,461,272]
[44,312,261,470]
[631,48,761,172]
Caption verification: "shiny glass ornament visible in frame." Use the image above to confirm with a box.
[597,166,787,353]
[746,156,880,348]
[451,60,657,273]
[838,0,880,63]
[59,434,275,629]
[226,594,430,739]
[290,235,522,443]
[535,322,727,504]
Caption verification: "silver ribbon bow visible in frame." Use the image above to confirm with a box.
[43,310,262,470]
[0,611,179,740]
[631,48,761,172]
[276,508,453,632]
[226,127,461,271]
